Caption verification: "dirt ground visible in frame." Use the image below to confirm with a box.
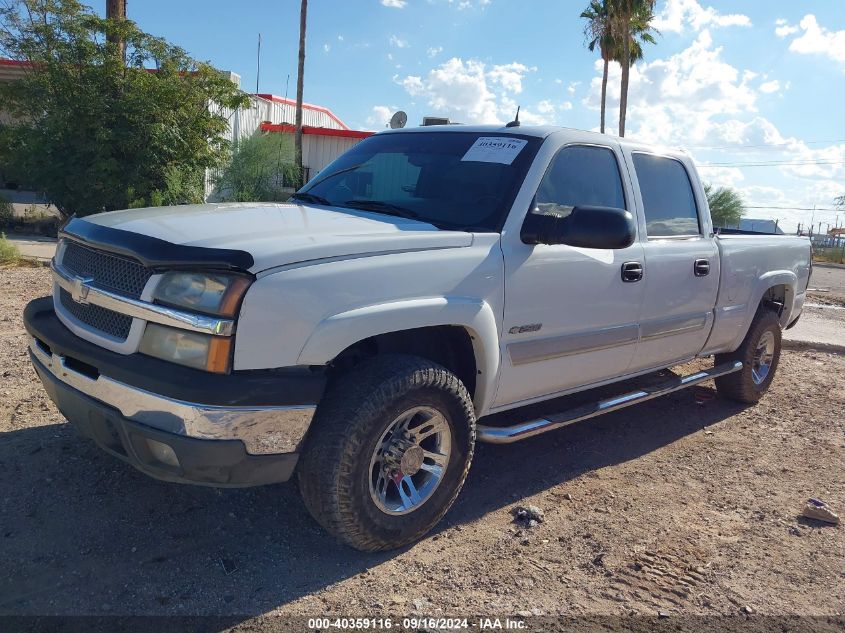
[1,266,843,623]
[809,263,845,306]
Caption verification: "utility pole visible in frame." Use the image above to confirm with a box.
[294,0,308,189]
[256,34,261,93]
[106,0,127,62]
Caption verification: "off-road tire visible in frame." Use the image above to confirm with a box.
[715,309,781,404]
[297,354,476,551]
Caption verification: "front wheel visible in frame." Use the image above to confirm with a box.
[715,309,782,403]
[297,355,476,551]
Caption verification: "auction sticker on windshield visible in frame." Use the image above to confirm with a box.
[461,137,528,165]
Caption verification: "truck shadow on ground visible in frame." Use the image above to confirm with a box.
[0,380,747,618]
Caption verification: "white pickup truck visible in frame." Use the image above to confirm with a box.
[24,125,811,551]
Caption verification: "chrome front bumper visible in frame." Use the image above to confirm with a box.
[29,337,316,455]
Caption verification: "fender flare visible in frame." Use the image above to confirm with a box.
[729,270,797,351]
[297,297,501,414]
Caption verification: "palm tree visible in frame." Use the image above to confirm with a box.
[582,0,657,136]
[705,183,745,228]
[294,0,308,188]
[610,0,657,137]
[581,1,613,134]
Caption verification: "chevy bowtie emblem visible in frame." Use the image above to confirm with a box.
[71,276,93,304]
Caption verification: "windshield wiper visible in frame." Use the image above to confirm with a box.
[290,192,332,206]
[342,199,421,220]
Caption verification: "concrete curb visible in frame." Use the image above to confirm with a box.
[783,339,845,355]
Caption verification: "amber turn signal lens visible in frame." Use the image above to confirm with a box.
[206,336,233,374]
[219,276,252,317]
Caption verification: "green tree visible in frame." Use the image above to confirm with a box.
[215,132,299,202]
[0,0,248,217]
[704,183,746,228]
[609,0,657,137]
[835,195,845,209]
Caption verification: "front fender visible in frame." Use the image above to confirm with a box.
[297,297,501,414]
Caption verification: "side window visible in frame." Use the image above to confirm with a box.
[633,154,700,237]
[534,145,626,217]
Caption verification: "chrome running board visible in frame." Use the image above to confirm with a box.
[477,361,743,444]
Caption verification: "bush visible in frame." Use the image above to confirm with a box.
[215,133,300,202]
[0,232,20,264]
[0,195,12,228]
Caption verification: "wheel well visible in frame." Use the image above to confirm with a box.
[327,326,478,398]
[760,284,788,317]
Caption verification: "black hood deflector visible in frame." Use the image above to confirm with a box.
[61,217,255,271]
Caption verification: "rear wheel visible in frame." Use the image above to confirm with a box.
[297,355,475,551]
[715,309,781,403]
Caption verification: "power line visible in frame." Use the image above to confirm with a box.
[698,159,845,168]
[745,205,840,212]
[688,138,845,151]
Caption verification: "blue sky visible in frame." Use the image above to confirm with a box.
[115,0,844,233]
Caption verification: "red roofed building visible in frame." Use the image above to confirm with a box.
[210,93,373,197]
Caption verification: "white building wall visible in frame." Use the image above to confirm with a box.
[302,135,361,180]
[213,94,347,149]
[207,94,354,199]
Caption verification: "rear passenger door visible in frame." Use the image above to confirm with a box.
[625,152,720,373]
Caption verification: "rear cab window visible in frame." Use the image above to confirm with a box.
[632,153,700,238]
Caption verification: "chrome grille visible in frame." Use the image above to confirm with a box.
[62,241,152,299]
[58,241,152,341]
[59,288,133,340]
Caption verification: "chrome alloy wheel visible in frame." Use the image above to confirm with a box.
[368,406,452,516]
[751,330,776,385]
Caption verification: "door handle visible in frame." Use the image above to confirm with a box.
[694,259,710,277]
[621,261,643,283]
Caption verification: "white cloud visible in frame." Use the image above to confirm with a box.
[446,0,491,9]
[759,80,780,94]
[389,35,409,48]
[536,99,555,115]
[774,18,798,38]
[366,105,394,130]
[396,57,536,124]
[487,62,535,94]
[561,101,573,111]
[585,30,762,145]
[567,81,580,94]
[427,46,443,58]
[785,15,845,65]
[323,43,331,53]
[381,0,407,8]
[337,35,344,42]
[653,0,751,33]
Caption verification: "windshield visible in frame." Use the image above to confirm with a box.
[297,131,542,231]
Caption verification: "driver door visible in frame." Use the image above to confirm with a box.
[495,144,645,408]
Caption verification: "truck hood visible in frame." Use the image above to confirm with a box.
[83,202,474,271]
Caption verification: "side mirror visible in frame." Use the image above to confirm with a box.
[521,205,636,249]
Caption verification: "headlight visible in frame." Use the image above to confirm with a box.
[153,272,251,317]
[140,323,232,373]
